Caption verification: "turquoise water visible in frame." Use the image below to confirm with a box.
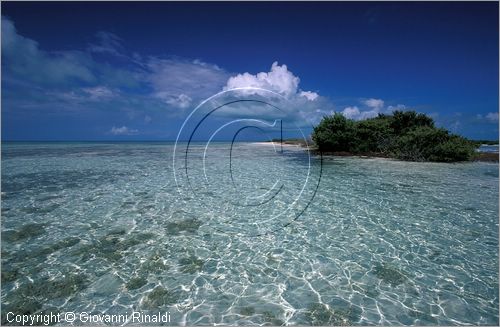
[1,142,498,325]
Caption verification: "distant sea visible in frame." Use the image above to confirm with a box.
[1,142,498,325]
[478,144,499,153]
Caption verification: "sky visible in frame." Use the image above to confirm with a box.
[1,1,499,141]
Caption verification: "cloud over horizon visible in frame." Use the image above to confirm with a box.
[110,126,138,135]
[224,61,319,102]
[340,98,407,120]
[219,62,329,126]
[2,16,331,134]
[2,15,495,140]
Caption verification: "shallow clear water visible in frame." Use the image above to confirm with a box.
[1,142,498,325]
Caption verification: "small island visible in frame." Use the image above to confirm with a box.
[311,110,498,162]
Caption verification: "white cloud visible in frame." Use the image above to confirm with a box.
[300,91,319,101]
[82,86,116,100]
[342,106,361,119]
[2,17,95,84]
[2,16,326,128]
[6,14,436,140]
[387,104,406,111]
[363,98,384,110]
[161,93,192,109]
[486,112,499,122]
[216,62,330,126]
[225,62,300,98]
[340,99,409,120]
[224,62,318,103]
[342,107,379,120]
[341,99,382,120]
[45,86,117,105]
[110,126,138,135]
[147,58,229,109]
[1,16,333,131]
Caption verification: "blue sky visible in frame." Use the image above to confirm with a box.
[2,2,499,141]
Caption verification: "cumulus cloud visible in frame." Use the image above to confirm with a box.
[224,62,319,101]
[3,15,324,118]
[300,91,319,101]
[341,103,379,120]
[110,126,138,135]
[225,62,299,97]
[7,14,496,141]
[387,104,406,111]
[2,15,331,134]
[346,107,379,120]
[340,99,408,120]
[342,106,361,119]
[216,62,328,126]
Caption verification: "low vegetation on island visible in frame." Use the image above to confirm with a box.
[471,140,500,146]
[311,111,480,162]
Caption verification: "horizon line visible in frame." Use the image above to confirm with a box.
[1,138,498,143]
